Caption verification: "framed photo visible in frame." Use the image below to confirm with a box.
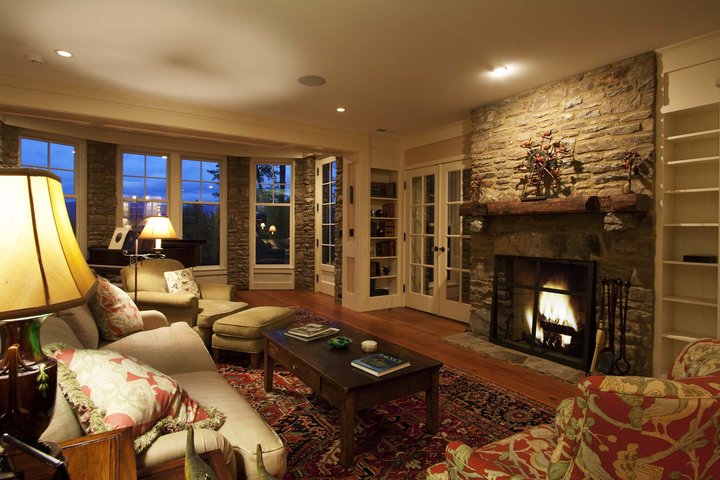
[108,226,131,250]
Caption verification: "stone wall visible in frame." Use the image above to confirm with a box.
[227,156,250,290]
[294,155,316,290]
[86,141,118,248]
[0,121,19,167]
[469,52,656,375]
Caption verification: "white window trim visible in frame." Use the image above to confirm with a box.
[19,130,88,254]
[250,158,295,270]
[117,148,228,270]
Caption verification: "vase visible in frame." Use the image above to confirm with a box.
[0,314,58,448]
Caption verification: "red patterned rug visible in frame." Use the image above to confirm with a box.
[217,307,555,479]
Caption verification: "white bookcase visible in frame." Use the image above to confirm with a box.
[655,105,720,374]
[369,168,399,298]
[654,32,720,376]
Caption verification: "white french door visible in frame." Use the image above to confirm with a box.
[405,160,471,322]
[315,156,336,296]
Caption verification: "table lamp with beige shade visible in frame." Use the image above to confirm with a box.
[140,215,177,254]
[0,168,97,458]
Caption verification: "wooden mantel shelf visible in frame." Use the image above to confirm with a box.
[459,193,651,217]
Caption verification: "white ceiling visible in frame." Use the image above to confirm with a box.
[1,0,719,138]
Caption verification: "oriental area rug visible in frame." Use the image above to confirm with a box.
[217,307,556,479]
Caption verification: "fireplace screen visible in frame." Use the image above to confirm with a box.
[491,255,596,371]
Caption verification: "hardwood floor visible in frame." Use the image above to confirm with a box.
[237,290,577,408]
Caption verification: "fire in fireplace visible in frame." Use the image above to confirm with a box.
[491,255,596,371]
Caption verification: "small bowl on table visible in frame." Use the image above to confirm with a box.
[328,336,353,350]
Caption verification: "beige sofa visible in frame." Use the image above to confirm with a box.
[120,258,248,345]
[39,305,287,480]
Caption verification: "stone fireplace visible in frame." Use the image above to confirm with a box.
[491,254,596,371]
[464,51,657,375]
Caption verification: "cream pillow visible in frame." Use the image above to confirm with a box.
[87,276,144,341]
[164,268,201,298]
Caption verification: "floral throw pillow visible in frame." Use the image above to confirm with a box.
[88,276,144,341]
[164,268,201,298]
[45,344,225,453]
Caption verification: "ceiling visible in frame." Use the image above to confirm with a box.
[1,0,719,138]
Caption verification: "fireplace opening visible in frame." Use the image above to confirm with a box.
[490,255,596,372]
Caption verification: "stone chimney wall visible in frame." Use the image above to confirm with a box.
[469,52,657,375]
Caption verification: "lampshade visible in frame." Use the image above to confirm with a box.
[0,168,97,320]
[139,216,177,240]
[268,225,277,234]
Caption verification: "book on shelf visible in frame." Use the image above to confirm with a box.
[284,323,340,341]
[351,352,410,376]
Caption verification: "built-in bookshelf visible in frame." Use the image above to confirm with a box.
[370,169,398,297]
[655,103,720,375]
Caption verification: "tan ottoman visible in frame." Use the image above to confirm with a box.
[212,306,295,367]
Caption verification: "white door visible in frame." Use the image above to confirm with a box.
[405,160,471,322]
[315,157,337,296]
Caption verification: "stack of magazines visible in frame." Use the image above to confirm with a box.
[284,323,340,341]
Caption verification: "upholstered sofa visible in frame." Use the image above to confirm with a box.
[426,338,720,479]
[120,258,248,345]
[39,305,287,480]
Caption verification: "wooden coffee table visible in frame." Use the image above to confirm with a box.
[264,322,442,467]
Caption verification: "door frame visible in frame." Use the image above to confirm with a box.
[315,156,336,296]
[404,159,471,322]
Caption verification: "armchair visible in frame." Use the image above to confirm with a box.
[120,258,247,346]
[426,338,720,479]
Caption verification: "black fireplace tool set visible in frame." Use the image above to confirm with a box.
[591,278,631,375]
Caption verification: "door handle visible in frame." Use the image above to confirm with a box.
[439,246,446,253]
[433,246,438,252]
[434,246,446,253]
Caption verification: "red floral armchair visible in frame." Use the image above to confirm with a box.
[425,338,720,479]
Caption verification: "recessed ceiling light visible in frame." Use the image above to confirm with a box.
[55,49,73,58]
[489,65,513,78]
[336,107,346,113]
[298,75,326,87]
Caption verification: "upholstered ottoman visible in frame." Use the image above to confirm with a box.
[212,306,295,367]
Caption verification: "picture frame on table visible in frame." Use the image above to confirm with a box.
[108,226,133,250]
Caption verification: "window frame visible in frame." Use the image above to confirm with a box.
[251,159,294,269]
[180,156,224,268]
[118,149,227,270]
[19,131,87,253]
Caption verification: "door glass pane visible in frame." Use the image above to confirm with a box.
[412,206,422,234]
[412,177,423,204]
[447,170,461,202]
[411,236,422,263]
[425,174,435,203]
[424,267,434,295]
[411,265,422,293]
[447,204,460,235]
[425,206,435,234]
[448,237,462,269]
[424,236,435,265]
[446,269,460,302]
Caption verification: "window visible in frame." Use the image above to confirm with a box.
[255,163,292,265]
[320,160,336,265]
[122,152,168,230]
[182,159,221,266]
[20,137,78,232]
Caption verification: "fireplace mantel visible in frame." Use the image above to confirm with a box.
[459,193,651,218]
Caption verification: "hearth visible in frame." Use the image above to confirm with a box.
[490,255,596,372]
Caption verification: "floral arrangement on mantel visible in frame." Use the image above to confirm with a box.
[622,151,647,193]
[517,130,569,198]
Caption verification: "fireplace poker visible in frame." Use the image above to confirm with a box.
[614,281,631,375]
[597,278,620,375]
[589,279,607,374]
